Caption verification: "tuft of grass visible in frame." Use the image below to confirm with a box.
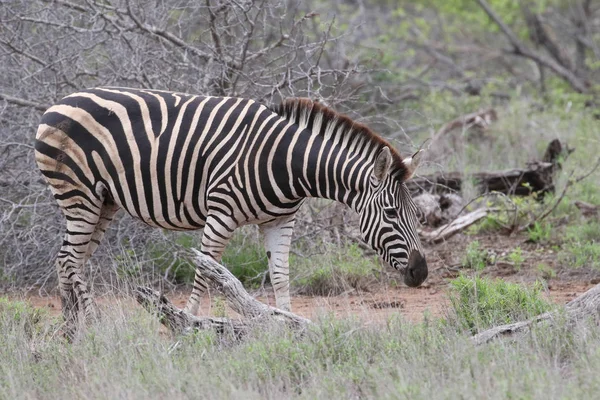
[527,221,551,243]
[291,243,381,296]
[537,263,557,280]
[449,275,553,334]
[507,246,524,270]
[462,241,489,271]
[0,297,49,338]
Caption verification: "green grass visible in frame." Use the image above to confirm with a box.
[462,240,489,271]
[448,275,553,334]
[138,229,269,286]
[559,221,600,269]
[527,221,552,244]
[221,232,268,288]
[291,243,381,295]
[1,295,599,399]
[507,246,524,270]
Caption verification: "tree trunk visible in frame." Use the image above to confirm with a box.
[409,140,567,196]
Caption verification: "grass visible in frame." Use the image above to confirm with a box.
[527,221,552,244]
[559,221,600,269]
[291,243,381,295]
[448,275,553,334]
[462,240,489,271]
[507,246,524,270]
[1,291,599,399]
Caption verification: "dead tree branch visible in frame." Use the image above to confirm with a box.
[0,93,49,111]
[419,207,495,243]
[135,287,248,337]
[432,108,497,143]
[135,250,311,336]
[190,249,311,328]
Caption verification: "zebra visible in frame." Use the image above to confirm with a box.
[34,87,428,327]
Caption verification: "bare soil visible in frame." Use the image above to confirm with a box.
[8,232,600,323]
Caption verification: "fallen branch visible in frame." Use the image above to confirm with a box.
[575,200,599,216]
[517,155,599,232]
[409,139,567,197]
[407,162,556,196]
[472,283,600,345]
[190,249,312,329]
[135,287,248,337]
[135,249,311,336]
[419,207,493,243]
[432,108,497,143]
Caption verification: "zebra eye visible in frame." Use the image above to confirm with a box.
[384,207,397,218]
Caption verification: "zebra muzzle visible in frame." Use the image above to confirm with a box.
[404,250,428,287]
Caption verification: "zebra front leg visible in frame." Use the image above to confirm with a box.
[262,218,296,312]
[185,216,234,315]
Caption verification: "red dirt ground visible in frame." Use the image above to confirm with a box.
[8,232,600,323]
[15,281,594,324]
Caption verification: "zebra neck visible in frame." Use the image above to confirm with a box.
[285,127,375,213]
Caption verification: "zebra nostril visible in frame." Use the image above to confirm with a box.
[404,250,428,287]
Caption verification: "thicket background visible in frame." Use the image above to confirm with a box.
[1,0,599,292]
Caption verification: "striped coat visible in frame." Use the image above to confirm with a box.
[35,87,427,326]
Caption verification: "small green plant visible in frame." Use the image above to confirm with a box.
[508,247,524,270]
[537,263,556,280]
[449,275,553,333]
[0,297,49,338]
[527,221,551,243]
[462,241,488,271]
[560,242,600,269]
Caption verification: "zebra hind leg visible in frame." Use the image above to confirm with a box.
[85,197,119,265]
[55,200,113,335]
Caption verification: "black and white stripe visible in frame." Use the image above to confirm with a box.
[35,88,427,323]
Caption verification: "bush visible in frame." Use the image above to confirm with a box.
[149,234,197,284]
[449,275,553,334]
[145,230,269,286]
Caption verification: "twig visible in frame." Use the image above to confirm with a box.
[0,93,49,111]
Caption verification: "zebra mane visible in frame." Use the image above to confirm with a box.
[272,98,409,181]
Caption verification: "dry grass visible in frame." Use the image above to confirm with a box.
[1,288,600,400]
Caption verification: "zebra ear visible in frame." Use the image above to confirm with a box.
[403,149,424,180]
[373,146,392,183]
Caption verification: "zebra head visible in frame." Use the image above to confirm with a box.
[359,146,427,287]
